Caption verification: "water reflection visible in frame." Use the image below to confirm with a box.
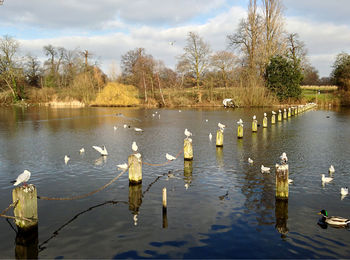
[216,147,224,168]
[128,183,142,215]
[275,199,289,239]
[15,226,39,260]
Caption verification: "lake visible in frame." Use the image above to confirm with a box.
[0,105,349,259]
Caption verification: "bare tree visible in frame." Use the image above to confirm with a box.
[286,33,307,67]
[24,54,41,87]
[211,50,237,89]
[178,32,211,90]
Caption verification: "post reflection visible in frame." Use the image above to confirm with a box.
[275,199,289,239]
[216,147,224,168]
[15,226,39,259]
[128,183,142,225]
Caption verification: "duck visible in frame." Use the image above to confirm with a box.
[261,165,270,173]
[321,174,333,183]
[318,209,350,227]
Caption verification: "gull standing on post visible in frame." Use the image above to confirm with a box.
[11,170,31,186]
[218,123,225,131]
[92,145,108,156]
[184,128,192,139]
[132,141,138,152]
[280,152,288,164]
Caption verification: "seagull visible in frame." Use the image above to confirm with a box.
[92,145,108,156]
[218,122,225,130]
[280,152,288,164]
[132,141,138,152]
[321,174,333,183]
[253,115,256,120]
[179,110,182,112]
[117,163,128,170]
[209,132,212,141]
[114,126,118,131]
[248,158,253,164]
[261,165,271,173]
[237,119,243,125]
[123,124,128,128]
[288,178,293,184]
[264,112,267,117]
[11,170,31,186]
[205,119,208,122]
[279,109,282,113]
[341,187,348,196]
[329,165,335,174]
[272,111,276,115]
[64,155,70,164]
[169,40,176,46]
[184,128,192,138]
[134,127,143,132]
[166,153,176,161]
[79,148,85,153]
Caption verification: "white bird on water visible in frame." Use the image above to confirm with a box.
[11,170,31,186]
[341,187,348,196]
[209,132,212,141]
[261,165,271,173]
[166,153,176,161]
[329,165,335,174]
[321,174,333,183]
[123,124,128,128]
[92,145,108,156]
[248,158,253,164]
[184,128,192,138]
[288,178,293,184]
[134,127,143,132]
[132,141,138,152]
[64,155,70,164]
[117,163,128,170]
[114,126,118,131]
[79,148,85,153]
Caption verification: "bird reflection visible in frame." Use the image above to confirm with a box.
[94,156,107,165]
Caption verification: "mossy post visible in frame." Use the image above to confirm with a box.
[12,185,38,231]
[184,138,193,161]
[252,119,258,132]
[128,153,142,184]
[237,124,243,138]
[276,164,289,200]
[263,116,268,128]
[278,111,282,122]
[216,129,224,147]
[271,114,276,124]
[295,106,298,115]
[283,109,287,120]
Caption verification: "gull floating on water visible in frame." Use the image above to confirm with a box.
[261,165,270,173]
[288,178,293,184]
[184,128,192,138]
[341,187,348,196]
[123,124,128,128]
[117,163,128,170]
[321,174,333,183]
[248,158,253,164]
[11,170,31,186]
[134,127,143,132]
[92,145,108,156]
[79,148,85,153]
[329,165,335,174]
[209,133,212,141]
[64,155,70,164]
[132,141,138,152]
[166,153,176,161]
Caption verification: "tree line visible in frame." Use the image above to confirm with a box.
[1,0,349,105]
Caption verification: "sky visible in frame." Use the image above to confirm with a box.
[0,0,349,78]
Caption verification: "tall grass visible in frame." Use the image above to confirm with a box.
[91,82,140,107]
[301,85,338,91]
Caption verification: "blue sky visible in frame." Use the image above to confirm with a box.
[0,0,350,78]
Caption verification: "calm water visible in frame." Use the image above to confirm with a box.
[0,106,350,259]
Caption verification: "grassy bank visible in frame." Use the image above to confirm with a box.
[301,85,340,107]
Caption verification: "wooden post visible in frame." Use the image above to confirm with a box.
[295,106,298,115]
[216,129,223,147]
[237,124,243,138]
[278,111,282,122]
[252,119,258,132]
[162,187,168,228]
[283,109,287,120]
[128,153,142,184]
[276,164,289,200]
[184,138,193,160]
[288,108,291,118]
[12,185,38,230]
[263,116,268,128]
[271,114,276,124]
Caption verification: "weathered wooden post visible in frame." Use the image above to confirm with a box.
[271,111,276,124]
[216,129,224,147]
[283,109,287,120]
[263,113,268,128]
[128,153,142,184]
[287,108,291,118]
[276,164,289,200]
[252,115,258,132]
[15,225,39,259]
[278,110,282,122]
[295,106,298,115]
[184,138,193,161]
[237,124,243,138]
[12,185,38,230]
[162,187,168,228]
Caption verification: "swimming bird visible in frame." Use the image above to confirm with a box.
[321,174,333,183]
[209,132,212,141]
[280,152,288,164]
[205,119,208,122]
[288,178,293,184]
[79,148,85,153]
[318,209,350,227]
[134,127,143,132]
[261,165,271,173]
[166,153,176,161]
[341,187,348,196]
[123,124,128,128]
[117,163,128,170]
[329,165,335,174]
[64,155,70,164]
[218,122,225,130]
[92,145,108,156]
[184,128,192,138]
[179,110,181,112]
[11,170,31,186]
[248,158,253,164]
[132,141,138,152]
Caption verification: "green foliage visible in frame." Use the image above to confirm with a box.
[265,55,303,101]
[331,52,350,91]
